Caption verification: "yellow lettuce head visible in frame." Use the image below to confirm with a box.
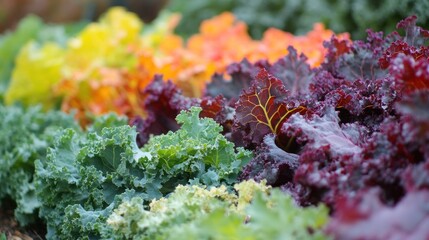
[5,41,64,108]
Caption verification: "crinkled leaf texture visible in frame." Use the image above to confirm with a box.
[240,15,429,203]
[141,107,252,187]
[5,42,65,108]
[35,106,251,239]
[204,47,312,148]
[269,46,314,96]
[107,180,266,239]
[108,180,329,240]
[0,104,79,226]
[396,90,429,157]
[130,75,197,147]
[389,54,429,94]
[323,30,394,81]
[379,15,429,69]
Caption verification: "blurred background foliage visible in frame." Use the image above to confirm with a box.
[166,0,429,39]
[0,0,169,33]
[1,0,428,38]
[1,0,428,101]
[0,16,85,102]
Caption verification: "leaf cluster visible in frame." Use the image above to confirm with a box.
[35,107,251,239]
[108,180,329,240]
[0,104,79,225]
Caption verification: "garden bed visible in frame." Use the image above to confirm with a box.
[1,5,428,240]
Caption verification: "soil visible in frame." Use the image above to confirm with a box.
[0,198,46,240]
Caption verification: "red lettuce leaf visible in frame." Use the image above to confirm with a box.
[379,15,429,69]
[389,55,429,94]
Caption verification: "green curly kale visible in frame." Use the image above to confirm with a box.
[108,180,330,240]
[0,103,79,226]
[107,184,239,240]
[35,106,251,239]
[141,106,251,188]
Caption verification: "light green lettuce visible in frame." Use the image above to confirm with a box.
[108,180,330,240]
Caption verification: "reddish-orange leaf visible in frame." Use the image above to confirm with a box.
[391,55,429,94]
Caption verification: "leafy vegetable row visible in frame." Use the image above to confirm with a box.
[2,7,348,124]
[0,104,79,225]
[127,14,429,239]
[0,104,329,239]
[1,6,429,240]
[211,15,429,239]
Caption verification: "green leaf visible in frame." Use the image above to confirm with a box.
[246,190,330,240]
[108,180,329,239]
[143,107,252,187]
[36,106,250,239]
[0,103,79,225]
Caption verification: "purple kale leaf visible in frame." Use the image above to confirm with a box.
[322,30,396,81]
[379,15,429,69]
[269,46,314,97]
[396,90,429,161]
[199,95,236,138]
[205,59,263,103]
[326,188,429,240]
[239,134,299,187]
[281,107,366,205]
[130,75,197,147]
[282,106,363,158]
[233,68,306,149]
[388,54,429,94]
[403,161,429,192]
